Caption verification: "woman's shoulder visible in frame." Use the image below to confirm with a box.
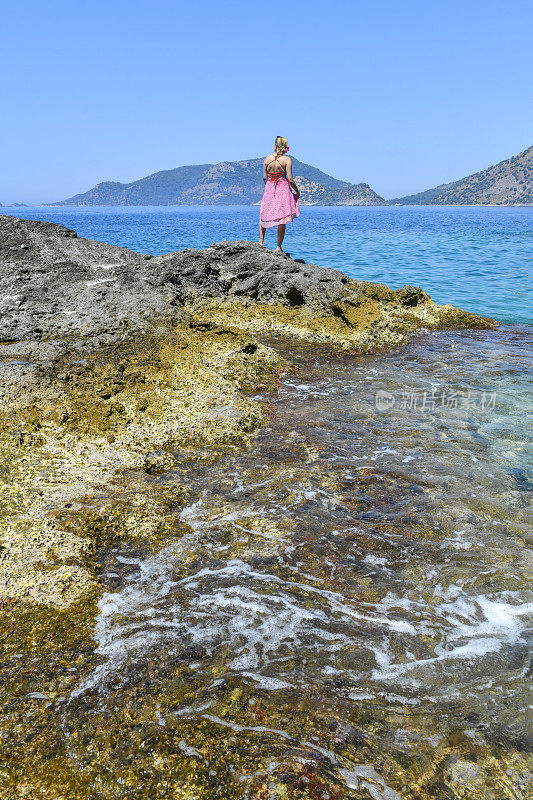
[264,153,291,162]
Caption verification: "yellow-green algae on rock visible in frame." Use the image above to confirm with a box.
[0,322,289,608]
[183,287,495,353]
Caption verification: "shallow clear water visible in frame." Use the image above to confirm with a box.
[62,324,532,796]
[3,204,532,324]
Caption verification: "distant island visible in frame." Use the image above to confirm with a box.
[393,145,533,205]
[5,145,529,208]
[50,158,387,207]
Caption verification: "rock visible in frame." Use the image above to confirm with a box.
[143,450,174,475]
[241,342,258,354]
[445,757,481,785]
[350,280,395,302]
[0,215,173,348]
[395,284,431,306]
[158,240,366,315]
[0,217,498,356]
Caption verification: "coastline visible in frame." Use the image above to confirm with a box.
[4,202,533,208]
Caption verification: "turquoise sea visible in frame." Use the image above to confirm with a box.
[2,204,533,795]
[3,204,532,324]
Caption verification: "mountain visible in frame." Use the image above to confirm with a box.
[296,177,386,206]
[393,145,533,205]
[52,158,386,206]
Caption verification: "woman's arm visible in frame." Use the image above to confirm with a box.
[285,157,300,198]
[263,158,268,184]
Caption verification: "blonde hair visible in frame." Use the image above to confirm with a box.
[274,136,288,156]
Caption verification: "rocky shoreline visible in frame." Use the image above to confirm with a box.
[0,214,500,610]
[5,215,527,800]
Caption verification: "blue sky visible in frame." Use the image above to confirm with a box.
[1,0,531,203]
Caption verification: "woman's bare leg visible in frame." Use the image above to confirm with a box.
[259,223,266,246]
[275,224,286,252]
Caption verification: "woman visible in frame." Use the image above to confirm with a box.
[259,136,300,255]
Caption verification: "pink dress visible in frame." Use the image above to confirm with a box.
[259,156,300,228]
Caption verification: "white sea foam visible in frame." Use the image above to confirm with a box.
[71,528,421,700]
[240,672,293,690]
[370,587,533,688]
[72,500,532,703]
[370,447,400,460]
[339,765,402,800]
[363,555,389,566]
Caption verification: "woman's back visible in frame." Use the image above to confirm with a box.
[265,153,289,174]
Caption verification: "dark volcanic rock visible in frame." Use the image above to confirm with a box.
[0,217,407,346]
[157,240,355,312]
[0,216,498,359]
[0,215,182,347]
